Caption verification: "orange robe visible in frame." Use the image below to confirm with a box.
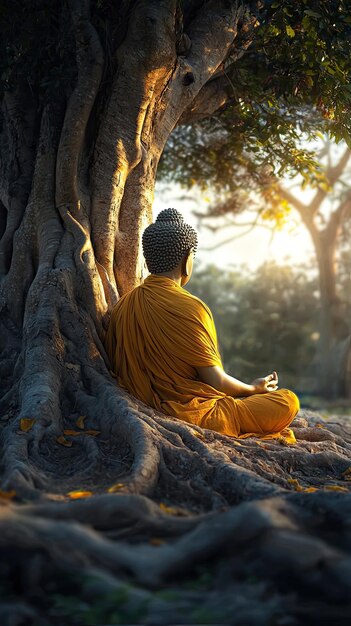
[104,274,299,443]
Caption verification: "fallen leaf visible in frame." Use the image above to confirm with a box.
[316,423,326,429]
[159,502,180,515]
[107,483,125,493]
[76,415,87,430]
[56,436,73,447]
[149,537,165,546]
[20,418,35,432]
[342,467,351,481]
[67,490,93,499]
[287,478,304,492]
[63,429,83,436]
[287,478,318,493]
[324,485,349,493]
[0,490,16,500]
[191,429,205,440]
[62,428,100,437]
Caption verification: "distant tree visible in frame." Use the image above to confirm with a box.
[274,142,351,396]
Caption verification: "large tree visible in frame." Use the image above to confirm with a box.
[1,1,351,622]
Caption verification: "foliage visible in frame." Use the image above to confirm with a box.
[159,1,351,197]
[186,262,321,391]
[0,0,73,99]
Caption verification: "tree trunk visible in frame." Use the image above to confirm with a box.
[310,225,350,397]
[0,2,351,622]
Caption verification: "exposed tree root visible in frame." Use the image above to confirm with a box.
[0,328,351,623]
[0,287,350,624]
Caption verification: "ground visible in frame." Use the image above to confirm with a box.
[0,400,350,626]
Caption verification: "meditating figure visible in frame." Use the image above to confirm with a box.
[104,208,299,443]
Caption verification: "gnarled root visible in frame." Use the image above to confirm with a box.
[0,297,350,623]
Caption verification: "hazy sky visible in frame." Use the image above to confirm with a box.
[154,181,315,271]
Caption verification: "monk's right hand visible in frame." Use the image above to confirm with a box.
[251,371,278,394]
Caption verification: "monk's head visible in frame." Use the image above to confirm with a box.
[142,208,198,286]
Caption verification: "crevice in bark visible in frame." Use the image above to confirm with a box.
[0,88,38,276]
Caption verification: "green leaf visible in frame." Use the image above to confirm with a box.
[286,25,295,38]
[304,10,321,18]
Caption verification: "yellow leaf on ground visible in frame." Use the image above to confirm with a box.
[0,490,16,500]
[149,537,165,546]
[159,502,180,515]
[316,423,326,429]
[67,490,93,499]
[287,478,318,493]
[342,467,351,481]
[107,483,125,493]
[324,485,349,493]
[62,428,100,437]
[76,415,87,430]
[191,429,205,440]
[20,418,35,432]
[56,436,73,447]
[63,430,83,436]
[287,478,304,492]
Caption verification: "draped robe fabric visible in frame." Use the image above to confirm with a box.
[104,274,299,443]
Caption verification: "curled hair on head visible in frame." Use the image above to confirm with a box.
[142,208,198,274]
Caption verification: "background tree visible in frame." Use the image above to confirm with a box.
[1,1,351,622]
[275,142,351,396]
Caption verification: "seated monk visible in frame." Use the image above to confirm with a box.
[104,208,299,443]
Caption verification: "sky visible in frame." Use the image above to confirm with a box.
[154,181,316,272]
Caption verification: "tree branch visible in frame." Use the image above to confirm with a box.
[178,74,231,124]
[326,187,351,244]
[155,1,257,157]
[274,183,317,235]
[185,0,246,83]
[203,212,271,251]
[309,147,351,215]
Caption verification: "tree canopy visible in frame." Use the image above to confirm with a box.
[159,0,351,196]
